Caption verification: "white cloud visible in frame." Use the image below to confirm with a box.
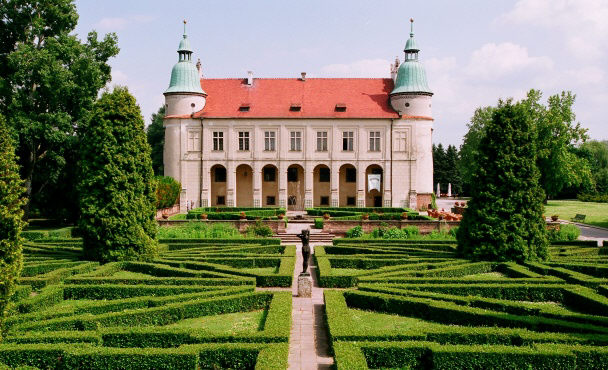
[499,0,608,59]
[110,70,128,85]
[95,14,157,31]
[319,58,390,78]
[466,42,553,81]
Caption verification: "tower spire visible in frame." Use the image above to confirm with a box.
[410,18,414,37]
[183,19,187,37]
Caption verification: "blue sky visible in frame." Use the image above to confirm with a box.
[74,0,607,146]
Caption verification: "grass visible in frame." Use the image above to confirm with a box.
[545,200,608,229]
[165,309,265,333]
[111,270,155,279]
[461,272,507,280]
[348,308,444,334]
[156,222,244,239]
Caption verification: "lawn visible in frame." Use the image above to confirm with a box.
[545,200,608,228]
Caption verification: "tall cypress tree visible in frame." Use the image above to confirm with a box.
[457,99,548,262]
[0,114,26,335]
[147,106,165,176]
[78,87,157,262]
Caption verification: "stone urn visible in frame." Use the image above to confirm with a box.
[161,213,169,220]
[551,215,559,222]
[323,213,330,220]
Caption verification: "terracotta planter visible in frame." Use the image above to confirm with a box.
[200,214,208,220]
[161,213,169,219]
[323,214,330,220]
[362,214,369,220]
[401,212,408,220]
[551,215,559,222]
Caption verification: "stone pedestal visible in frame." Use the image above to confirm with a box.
[297,273,312,298]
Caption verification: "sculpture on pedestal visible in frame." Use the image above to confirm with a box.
[297,229,311,274]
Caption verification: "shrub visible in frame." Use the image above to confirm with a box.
[457,99,548,262]
[577,193,608,203]
[157,222,242,239]
[0,115,26,335]
[549,224,581,242]
[345,226,363,238]
[78,87,158,262]
[314,218,324,229]
[245,221,274,238]
[155,176,181,209]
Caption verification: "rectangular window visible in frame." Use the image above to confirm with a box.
[238,131,250,151]
[187,131,200,152]
[394,131,407,152]
[266,196,276,206]
[319,167,330,182]
[345,168,356,183]
[320,196,330,206]
[316,131,328,151]
[264,131,276,151]
[217,196,226,205]
[213,132,223,151]
[263,167,276,182]
[342,131,354,151]
[214,167,226,182]
[288,167,298,182]
[369,131,381,152]
[290,131,302,151]
[347,196,356,206]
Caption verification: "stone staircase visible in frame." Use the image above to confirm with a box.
[274,231,335,244]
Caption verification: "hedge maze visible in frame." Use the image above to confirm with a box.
[1,238,294,369]
[319,240,608,369]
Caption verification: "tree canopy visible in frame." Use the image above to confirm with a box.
[457,99,548,262]
[458,90,591,199]
[0,114,26,335]
[78,87,157,262]
[0,0,119,218]
[147,106,165,176]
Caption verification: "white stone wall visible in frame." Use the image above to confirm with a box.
[163,116,433,210]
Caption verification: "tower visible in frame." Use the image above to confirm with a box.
[389,19,434,208]
[163,20,207,116]
[389,18,433,116]
[163,21,206,208]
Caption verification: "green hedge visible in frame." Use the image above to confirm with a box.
[161,238,280,246]
[334,341,608,370]
[0,343,287,370]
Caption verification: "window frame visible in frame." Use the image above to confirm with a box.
[290,131,302,151]
[238,131,250,151]
[316,131,328,152]
[369,131,381,152]
[212,131,224,151]
[264,131,276,151]
[342,131,354,151]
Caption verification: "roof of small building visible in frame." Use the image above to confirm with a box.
[191,78,430,119]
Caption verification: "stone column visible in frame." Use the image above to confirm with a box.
[383,161,392,207]
[357,163,365,207]
[330,162,339,207]
[226,162,236,207]
[304,162,314,209]
[253,162,262,208]
[278,162,287,208]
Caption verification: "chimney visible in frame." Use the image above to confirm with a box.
[247,71,253,86]
[196,58,202,79]
[300,72,306,81]
[390,56,400,81]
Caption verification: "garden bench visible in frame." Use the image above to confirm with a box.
[571,214,586,223]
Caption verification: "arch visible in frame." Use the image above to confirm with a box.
[313,164,331,207]
[261,164,279,207]
[365,164,383,207]
[287,164,305,211]
[210,164,227,207]
[339,163,357,207]
[236,164,253,207]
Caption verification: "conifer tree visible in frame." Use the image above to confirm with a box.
[0,114,26,335]
[78,87,157,262]
[457,99,548,262]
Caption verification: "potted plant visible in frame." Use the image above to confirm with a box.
[551,215,559,222]
[362,213,369,220]
[323,213,330,220]
[200,213,208,220]
[161,212,169,219]
[401,212,408,220]
[239,211,247,220]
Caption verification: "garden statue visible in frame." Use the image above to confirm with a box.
[297,229,311,274]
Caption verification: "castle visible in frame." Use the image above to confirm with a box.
[163,20,434,211]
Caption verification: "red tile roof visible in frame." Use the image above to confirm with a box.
[191,78,428,119]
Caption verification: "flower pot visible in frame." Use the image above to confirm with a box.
[551,215,559,222]
[200,214,208,220]
[362,214,369,220]
[323,214,330,220]
[401,212,408,220]
[161,213,169,219]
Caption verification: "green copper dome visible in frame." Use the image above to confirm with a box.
[165,23,204,95]
[391,19,432,95]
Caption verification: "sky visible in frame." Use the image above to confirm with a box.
[73,0,607,146]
